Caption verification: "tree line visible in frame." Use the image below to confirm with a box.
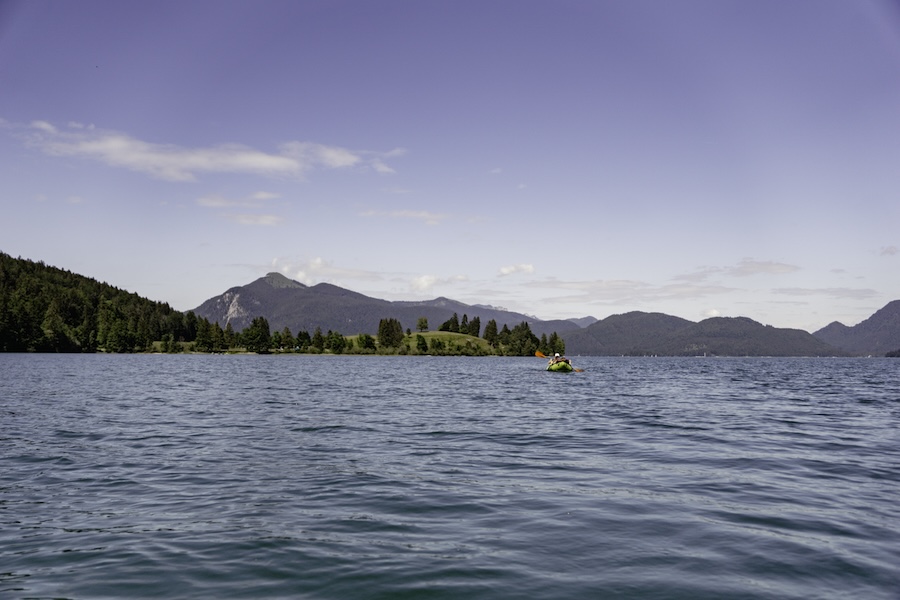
[200,314,566,357]
[1,253,567,356]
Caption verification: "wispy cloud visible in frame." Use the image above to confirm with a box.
[498,263,534,277]
[410,274,468,292]
[772,287,878,299]
[728,258,800,277]
[411,275,439,292]
[880,246,898,256]
[198,192,282,225]
[271,256,385,285]
[21,120,400,182]
[251,191,280,201]
[225,214,283,226]
[675,258,801,282]
[525,277,736,305]
[358,209,448,226]
[197,191,280,209]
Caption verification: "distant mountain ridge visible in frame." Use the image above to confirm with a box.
[813,300,900,356]
[564,311,846,357]
[193,273,892,357]
[192,272,584,338]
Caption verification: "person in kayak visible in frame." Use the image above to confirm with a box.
[549,352,570,366]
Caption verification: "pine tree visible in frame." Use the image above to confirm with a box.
[243,317,272,353]
[483,319,498,346]
[311,327,325,351]
[377,318,404,348]
[468,316,481,337]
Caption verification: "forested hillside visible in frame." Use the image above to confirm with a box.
[813,300,900,356]
[0,252,189,352]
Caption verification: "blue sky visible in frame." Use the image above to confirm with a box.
[2,0,898,331]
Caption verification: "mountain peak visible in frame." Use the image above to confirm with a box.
[262,272,305,289]
[192,278,577,338]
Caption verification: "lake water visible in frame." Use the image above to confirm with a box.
[1,354,898,599]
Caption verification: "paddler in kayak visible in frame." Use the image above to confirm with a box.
[536,350,581,371]
[549,352,570,366]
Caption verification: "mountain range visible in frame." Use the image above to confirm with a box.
[192,273,900,356]
[192,272,582,339]
[564,312,842,356]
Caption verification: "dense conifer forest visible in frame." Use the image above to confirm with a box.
[0,252,190,352]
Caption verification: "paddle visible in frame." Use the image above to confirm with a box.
[535,350,583,372]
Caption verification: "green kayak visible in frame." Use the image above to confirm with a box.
[547,361,574,372]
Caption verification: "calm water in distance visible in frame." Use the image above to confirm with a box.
[2,354,899,599]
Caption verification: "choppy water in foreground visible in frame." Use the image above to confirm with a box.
[2,354,898,599]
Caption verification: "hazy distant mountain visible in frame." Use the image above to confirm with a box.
[657,317,844,357]
[566,316,598,328]
[813,300,900,356]
[563,312,694,355]
[192,273,583,337]
[565,311,844,356]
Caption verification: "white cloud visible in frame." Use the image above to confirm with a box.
[271,256,384,285]
[727,258,800,277]
[410,274,468,293]
[359,209,448,226]
[22,120,399,182]
[197,195,235,208]
[675,258,800,282]
[371,159,395,174]
[672,267,720,283]
[30,120,57,134]
[524,277,735,305]
[880,246,898,256]
[280,141,359,169]
[197,191,280,208]
[225,214,283,226]
[498,263,535,277]
[411,275,438,292]
[772,287,878,299]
